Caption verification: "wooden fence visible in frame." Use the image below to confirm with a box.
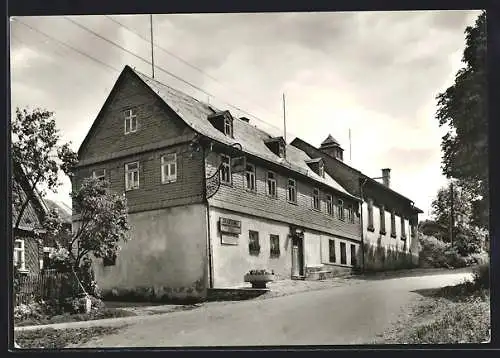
[15,269,83,306]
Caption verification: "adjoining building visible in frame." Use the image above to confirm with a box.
[11,161,69,275]
[72,65,367,302]
[291,136,423,271]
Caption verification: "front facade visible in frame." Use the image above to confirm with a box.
[291,137,423,271]
[73,66,364,300]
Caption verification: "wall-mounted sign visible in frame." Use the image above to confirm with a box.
[221,234,239,245]
[220,217,242,235]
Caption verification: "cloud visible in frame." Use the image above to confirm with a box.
[9,11,481,218]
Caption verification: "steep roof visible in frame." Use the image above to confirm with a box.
[129,66,359,201]
[44,199,72,224]
[12,161,49,232]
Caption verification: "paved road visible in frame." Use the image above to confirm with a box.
[77,271,472,347]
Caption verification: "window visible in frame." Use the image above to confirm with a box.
[42,247,55,270]
[347,205,355,223]
[410,224,417,238]
[340,242,347,265]
[270,235,280,258]
[249,230,260,255]
[161,153,177,183]
[337,199,345,220]
[287,178,297,203]
[350,244,357,266]
[103,253,117,267]
[367,199,374,231]
[379,205,386,235]
[125,162,139,191]
[329,240,336,263]
[267,171,277,197]
[312,188,320,210]
[92,169,106,181]
[391,210,396,238]
[278,144,285,158]
[124,109,137,134]
[318,161,325,178]
[401,216,406,240]
[245,164,256,191]
[13,239,26,271]
[224,117,233,136]
[326,195,333,216]
[220,154,232,184]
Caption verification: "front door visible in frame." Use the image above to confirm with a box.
[291,235,304,277]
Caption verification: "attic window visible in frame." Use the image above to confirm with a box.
[305,158,325,177]
[264,137,286,158]
[224,117,233,137]
[208,111,234,137]
[278,143,285,158]
[318,161,325,178]
[124,109,138,134]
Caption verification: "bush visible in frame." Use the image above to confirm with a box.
[473,262,489,289]
[14,303,44,322]
[418,234,479,269]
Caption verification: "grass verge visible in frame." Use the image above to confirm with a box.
[14,325,127,349]
[376,280,490,344]
[15,308,136,327]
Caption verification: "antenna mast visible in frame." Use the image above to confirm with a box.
[349,128,352,164]
[150,14,155,78]
[283,93,287,143]
[283,93,287,158]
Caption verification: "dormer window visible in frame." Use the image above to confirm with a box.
[208,111,234,138]
[264,137,286,158]
[305,158,325,177]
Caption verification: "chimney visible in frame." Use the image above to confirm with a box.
[240,117,250,123]
[382,168,391,187]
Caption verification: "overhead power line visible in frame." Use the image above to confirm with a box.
[13,19,121,73]
[13,17,298,140]
[64,16,291,136]
[104,14,282,121]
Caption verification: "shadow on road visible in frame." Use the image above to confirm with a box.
[344,266,475,282]
[411,280,489,303]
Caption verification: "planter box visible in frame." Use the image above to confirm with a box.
[244,274,275,288]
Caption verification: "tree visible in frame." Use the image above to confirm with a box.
[431,182,474,240]
[11,107,78,230]
[431,182,486,255]
[12,106,131,297]
[43,177,130,295]
[435,11,488,229]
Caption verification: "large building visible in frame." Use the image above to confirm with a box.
[72,65,369,302]
[291,137,423,271]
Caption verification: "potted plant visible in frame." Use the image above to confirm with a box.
[244,269,275,288]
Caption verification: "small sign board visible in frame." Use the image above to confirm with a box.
[220,217,242,235]
[231,156,246,173]
[221,234,239,245]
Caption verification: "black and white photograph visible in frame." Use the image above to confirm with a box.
[10,9,490,348]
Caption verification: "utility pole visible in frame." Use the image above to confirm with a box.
[150,14,155,78]
[449,180,454,246]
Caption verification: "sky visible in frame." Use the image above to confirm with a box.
[9,10,482,219]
